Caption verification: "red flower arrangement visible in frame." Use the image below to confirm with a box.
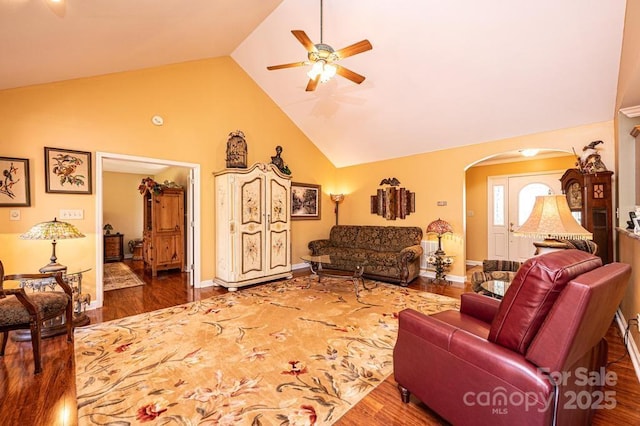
[138,177,163,195]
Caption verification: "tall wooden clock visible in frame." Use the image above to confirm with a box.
[560,169,613,264]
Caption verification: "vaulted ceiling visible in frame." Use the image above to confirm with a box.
[1,0,635,167]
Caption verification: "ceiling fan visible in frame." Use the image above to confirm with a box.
[266,0,372,92]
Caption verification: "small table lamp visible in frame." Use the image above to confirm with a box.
[426,218,454,283]
[20,217,86,273]
[513,195,592,255]
[330,194,345,226]
[426,218,453,255]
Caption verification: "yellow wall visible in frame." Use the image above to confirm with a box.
[155,167,189,189]
[0,53,618,296]
[336,121,615,279]
[465,155,576,262]
[103,172,147,251]
[0,56,337,299]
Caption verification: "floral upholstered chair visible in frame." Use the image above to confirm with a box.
[0,261,74,374]
[471,259,521,294]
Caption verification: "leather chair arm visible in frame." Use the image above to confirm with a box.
[398,308,459,351]
[397,308,549,394]
[307,239,333,254]
[460,293,500,324]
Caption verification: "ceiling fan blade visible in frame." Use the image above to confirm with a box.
[305,75,320,92]
[335,39,372,60]
[292,30,316,52]
[335,65,366,84]
[267,61,308,71]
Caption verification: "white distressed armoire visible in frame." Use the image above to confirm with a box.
[214,163,292,290]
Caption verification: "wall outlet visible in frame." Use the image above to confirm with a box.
[437,201,447,206]
[59,209,84,220]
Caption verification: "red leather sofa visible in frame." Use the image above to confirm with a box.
[393,250,631,425]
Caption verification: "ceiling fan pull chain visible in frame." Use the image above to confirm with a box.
[320,0,324,43]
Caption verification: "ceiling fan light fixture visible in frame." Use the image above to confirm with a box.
[307,61,337,83]
[321,63,337,82]
[307,60,325,80]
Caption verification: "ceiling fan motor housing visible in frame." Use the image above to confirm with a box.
[309,44,338,63]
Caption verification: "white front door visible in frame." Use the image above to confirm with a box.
[488,172,562,262]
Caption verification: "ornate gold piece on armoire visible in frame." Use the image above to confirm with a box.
[560,169,613,264]
[142,187,185,276]
[214,163,292,291]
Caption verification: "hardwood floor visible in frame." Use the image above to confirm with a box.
[0,261,639,425]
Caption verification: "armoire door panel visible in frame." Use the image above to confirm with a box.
[155,234,182,265]
[269,229,289,270]
[241,177,263,225]
[270,179,288,224]
[241,231,263,276]
[156,192,183,232]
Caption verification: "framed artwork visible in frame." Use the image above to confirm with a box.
[291,182,321,220]
[0,157,30,207]
[45,147,92,194]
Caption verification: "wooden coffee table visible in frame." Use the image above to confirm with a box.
[300,254,373,297]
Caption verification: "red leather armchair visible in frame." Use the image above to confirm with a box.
[393,250,631,425]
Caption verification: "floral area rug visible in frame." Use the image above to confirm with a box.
[103,262,145,291]
[75,277,459,425]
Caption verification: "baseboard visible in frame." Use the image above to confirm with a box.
[85,301,99,311]
[466,260,483,267]
[292,262,308,271]
[197,279,216,288]
[614,308,640,383]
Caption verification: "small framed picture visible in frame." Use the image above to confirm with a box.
[291,182,321,220]
[0,157,30,207]
[45,147,92,194]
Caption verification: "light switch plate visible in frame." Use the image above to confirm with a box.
[60,209,84,220]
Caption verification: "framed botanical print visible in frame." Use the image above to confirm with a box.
[0,157,30,207]
[291,182,321,220]
[45,147,92,194]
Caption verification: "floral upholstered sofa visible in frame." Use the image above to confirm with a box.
[307,225,423,285]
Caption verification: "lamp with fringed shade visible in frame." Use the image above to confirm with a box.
[513,195,592,255]
[20,217,85,272]
[426,218,453,255]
